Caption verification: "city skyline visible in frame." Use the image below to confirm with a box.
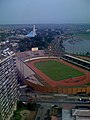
[0,0,90,24]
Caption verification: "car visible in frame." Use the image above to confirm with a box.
[78,98,90,103]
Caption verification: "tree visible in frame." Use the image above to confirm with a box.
[26,102,37,111]
[17,101,24,109]
[86,51,90,56]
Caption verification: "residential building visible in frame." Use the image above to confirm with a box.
[0,52,18,120]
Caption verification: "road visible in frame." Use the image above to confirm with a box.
[19,90,90,120]
[35,102,90,120]
[19,90,90,104]
[35,104,51,120]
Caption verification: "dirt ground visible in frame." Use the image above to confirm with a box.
[20,110,36,120]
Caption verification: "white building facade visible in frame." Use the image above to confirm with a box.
[0,54,18,120]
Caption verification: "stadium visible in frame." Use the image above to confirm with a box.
[16,50,90,94]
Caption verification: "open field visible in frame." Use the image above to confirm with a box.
[73,33,90,40]
[34,60,84,81]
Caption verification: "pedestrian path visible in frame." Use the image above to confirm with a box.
[62,109,74,120]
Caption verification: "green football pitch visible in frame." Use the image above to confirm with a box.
[34,60,84,81]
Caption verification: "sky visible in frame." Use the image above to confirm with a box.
[0,0,90,24]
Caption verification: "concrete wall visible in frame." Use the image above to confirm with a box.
[16,57,34,78]
[25,80,90,94]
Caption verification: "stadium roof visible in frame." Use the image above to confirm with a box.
[65,54,90,64]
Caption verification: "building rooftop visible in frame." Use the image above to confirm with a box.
[0,48,14,62]
[25,25,36,38]
[72,109,90,117]
[25,31,36,37]
[16,50,48,62]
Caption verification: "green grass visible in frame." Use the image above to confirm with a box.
[13,101,38,120]
[86,82,90,86]
[14,108,25,120]
[34,60,84,81]
[73,32,90,40]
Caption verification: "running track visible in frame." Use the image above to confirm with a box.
[26,58,90,87]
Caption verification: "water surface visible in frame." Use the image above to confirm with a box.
[63,39,90,54]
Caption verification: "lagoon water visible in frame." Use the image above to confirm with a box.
[63,39,90,54]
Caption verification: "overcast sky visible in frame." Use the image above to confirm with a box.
[0,0,90,24]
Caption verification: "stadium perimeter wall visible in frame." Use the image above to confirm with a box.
[25,79,90,94]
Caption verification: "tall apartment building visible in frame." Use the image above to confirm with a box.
[0,52,18,120]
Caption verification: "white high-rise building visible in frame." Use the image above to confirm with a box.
[0,52,18,120]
